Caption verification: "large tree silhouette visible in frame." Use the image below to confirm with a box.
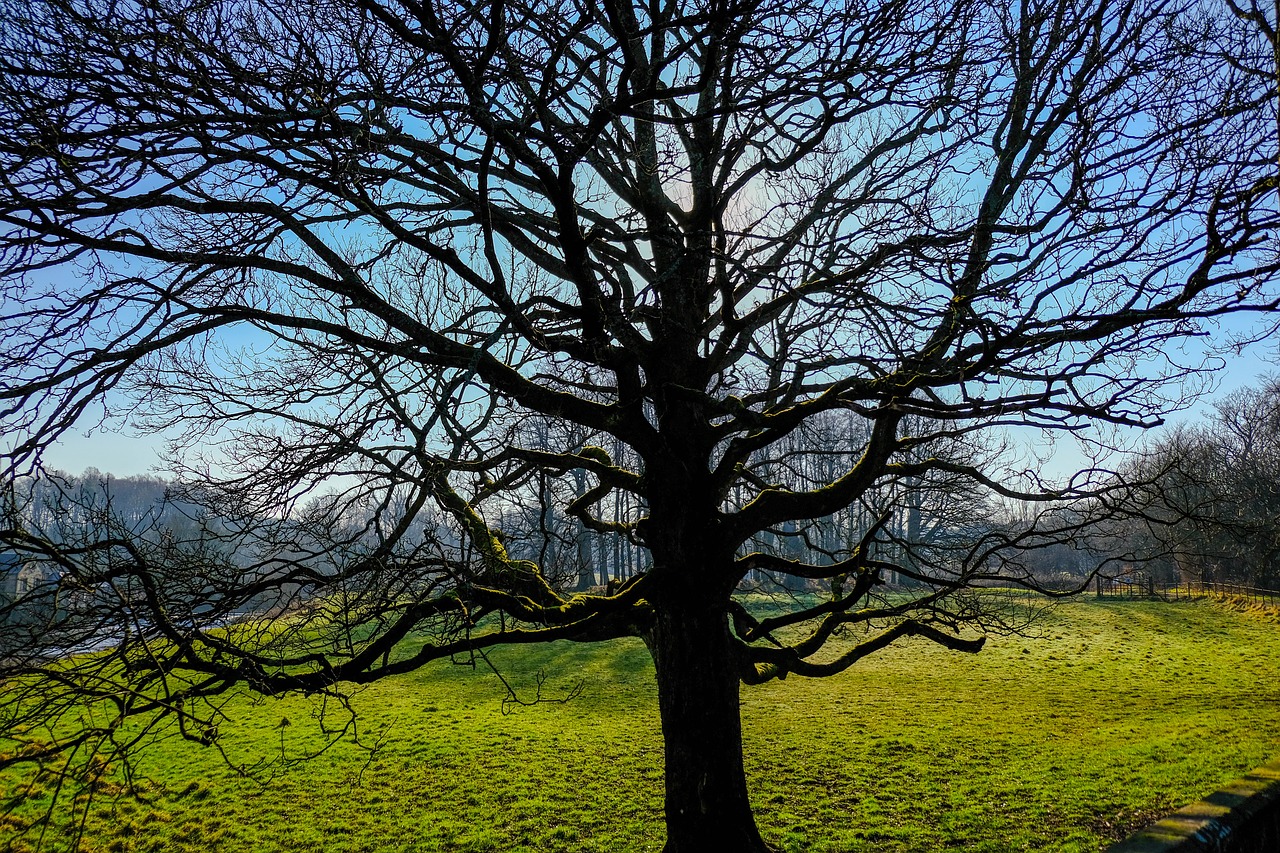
[1,0,1276,848]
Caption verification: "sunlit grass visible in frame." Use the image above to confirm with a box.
[3,597,1280,852]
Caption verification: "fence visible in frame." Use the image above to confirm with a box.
[1095,577,1280,607]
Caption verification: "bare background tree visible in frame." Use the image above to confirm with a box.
[1108,380,1280,588]
[1,0,1277,848]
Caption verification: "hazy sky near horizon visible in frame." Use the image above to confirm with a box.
[36,327,1279,482]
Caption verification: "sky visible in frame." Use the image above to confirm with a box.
[42,429,170,479]
[37,329,1279,482]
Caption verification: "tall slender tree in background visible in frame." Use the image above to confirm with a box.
[1,0,1277,848]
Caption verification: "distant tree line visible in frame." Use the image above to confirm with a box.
[1108,379,1280,590]
[438,407,1010,595]
[6,407,1009,614]
[27,410,1259,622]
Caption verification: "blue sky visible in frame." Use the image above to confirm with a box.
[38,332,1279,482]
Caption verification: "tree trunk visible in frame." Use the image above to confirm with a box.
[648,600,772,853]
[574,518,595,591]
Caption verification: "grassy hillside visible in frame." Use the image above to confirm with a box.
[3,597,1280,853]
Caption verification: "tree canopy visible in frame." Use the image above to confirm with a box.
[0,0,1276,848]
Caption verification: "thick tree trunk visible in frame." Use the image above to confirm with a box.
[648,600,772,853]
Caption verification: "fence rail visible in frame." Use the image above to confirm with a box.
[1095,578,1280,607]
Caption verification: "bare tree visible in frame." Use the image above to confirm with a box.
[1115,380,1280,587]
[1,0,1277,848]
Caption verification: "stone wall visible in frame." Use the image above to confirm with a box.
[1107,760,1280,853]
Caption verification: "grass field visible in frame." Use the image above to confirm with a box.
[3,597,1280,853]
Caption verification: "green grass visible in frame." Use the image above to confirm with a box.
[4,597,1280,853]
